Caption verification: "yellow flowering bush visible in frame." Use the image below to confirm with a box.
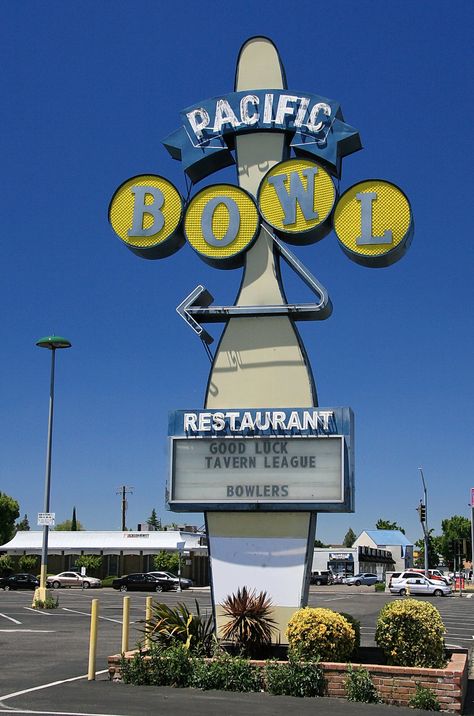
[375,599,446,668]
[286,607,355,662]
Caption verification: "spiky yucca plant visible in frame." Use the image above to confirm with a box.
[219,587,277,656]
[142,600,215,656]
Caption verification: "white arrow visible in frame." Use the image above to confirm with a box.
[176,229,332,344]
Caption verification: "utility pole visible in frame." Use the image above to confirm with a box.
[418,467,429,577]
[116,485,133,531]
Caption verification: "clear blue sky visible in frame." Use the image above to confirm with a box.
[1,2,472,545]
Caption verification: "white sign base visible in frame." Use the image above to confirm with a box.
[207,511,316,641]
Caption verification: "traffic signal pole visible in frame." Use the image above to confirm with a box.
[419,468,429,577]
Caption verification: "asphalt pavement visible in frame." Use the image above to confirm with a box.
[0,677,447,716]
[1,586,474,715]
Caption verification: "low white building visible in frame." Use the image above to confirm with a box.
[0,530,208,585]
[312,544,395,580]
[352,530,413,572]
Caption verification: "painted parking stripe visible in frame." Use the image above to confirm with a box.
[0,629,54,633]
[62,607,122,624]
[0,711,129,716]
[0,612,21,624]
[0,670,108,703]
[24,607,52,615]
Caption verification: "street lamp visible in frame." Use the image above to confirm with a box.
[34,335,71,603]
[176,541,185,593]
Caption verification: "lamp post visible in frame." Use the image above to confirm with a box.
[176,541,185,592]
[419,467,429,577]
[34,335,71,604]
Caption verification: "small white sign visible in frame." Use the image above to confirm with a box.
[80,566,86,576]
[37,512,55,526]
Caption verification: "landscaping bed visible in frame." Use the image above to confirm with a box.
[108,647,468,712]
[107,595,469,711]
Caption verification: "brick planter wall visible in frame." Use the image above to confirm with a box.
[108,649,468,713]
[321,652,468,713]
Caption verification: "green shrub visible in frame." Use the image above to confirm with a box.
[192,653,261,692]
[121,644,194,687]
[408,683,441,711]
[374,582,385,592]
[264,657,325,697]
[337,612,360,655]
[375,599,446,668]
[144,600,215,655]
[345,665,380,703]
[219,587,277,657]
[286,607,355,662]
[148,643,194,687]
[33,595,59,609]
[121,648,151,685]
[101,575,118,587]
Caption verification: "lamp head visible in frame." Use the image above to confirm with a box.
[36,335,72,350]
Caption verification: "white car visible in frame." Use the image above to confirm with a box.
[47,571,101,589]
[389,576,451,597]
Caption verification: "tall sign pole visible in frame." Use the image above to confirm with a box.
[109,36,413,641]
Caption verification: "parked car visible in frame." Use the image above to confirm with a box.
[390,570,449,588]
[407,569,451,585]
[310,570,331,586]
[389,576,451,597]
[46,571,101,589]
[344,573,379,586]
[147,571,193,589]
[112,573,174,592]
[0,573,39,590]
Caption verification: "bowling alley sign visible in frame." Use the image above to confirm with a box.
[109,91,414,274]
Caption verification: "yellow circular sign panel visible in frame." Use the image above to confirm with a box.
[109,175,184,259]
[334,180,413,267]
[184,184,259,268]
[258,158,336,244]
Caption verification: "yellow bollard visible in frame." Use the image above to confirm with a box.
[145,596,153,650]
[88,598,99,681]
[121,596,130,654]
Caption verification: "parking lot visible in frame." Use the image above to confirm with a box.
[1,586,474,714]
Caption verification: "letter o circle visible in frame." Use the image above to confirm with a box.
[184,184,260,268]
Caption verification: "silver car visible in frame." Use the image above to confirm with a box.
[47,571,101,589]
[344,573,379,586]
[389,576,451,597]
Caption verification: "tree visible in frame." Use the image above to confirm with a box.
[75,555,102,575]
[153,551,179,573]
[376,519,405,534]
[55,518,84,531]
[414,530,441,569]
[19,555,38,572]
[439,515,471,566]
[71,507,78,531]
[343,527,357,547]
[16,514,30,531]
[0,554,14,575]
[314,539,329,548]
[0,492,20,544]
[147,508,161,531]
